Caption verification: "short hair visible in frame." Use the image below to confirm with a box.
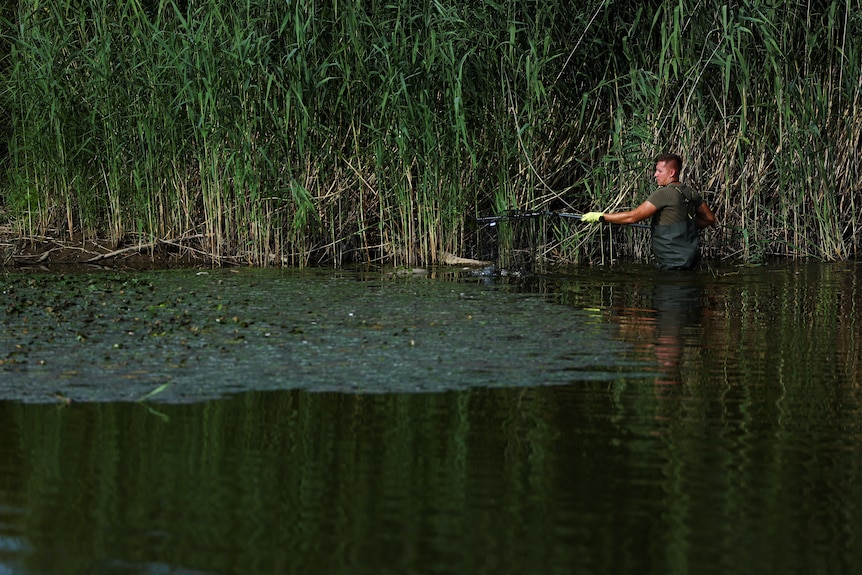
[655,153,683,174]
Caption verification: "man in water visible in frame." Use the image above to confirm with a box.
[582,153,716,270]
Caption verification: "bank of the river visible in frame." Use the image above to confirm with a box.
[0,229,494,270]
[1,229,205,269]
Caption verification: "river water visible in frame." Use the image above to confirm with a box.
[1,262,860,574]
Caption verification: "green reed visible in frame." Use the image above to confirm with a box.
[1,0,861,265]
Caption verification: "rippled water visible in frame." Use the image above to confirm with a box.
[1,262,861,574]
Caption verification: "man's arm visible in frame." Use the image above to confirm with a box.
[695,203,715,229]
[602,201,658,225]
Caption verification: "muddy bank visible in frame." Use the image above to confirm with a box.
[1,230,216,271]
[1,228,494,271]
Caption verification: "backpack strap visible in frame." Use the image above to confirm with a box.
[670,183,696,220]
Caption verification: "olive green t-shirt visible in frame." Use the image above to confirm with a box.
[646,183,702,226]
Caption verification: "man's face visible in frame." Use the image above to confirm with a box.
[654,161,677,186]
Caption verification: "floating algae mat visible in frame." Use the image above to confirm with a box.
[0,268,649,403]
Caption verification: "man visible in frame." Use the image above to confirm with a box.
[582,153,716,270]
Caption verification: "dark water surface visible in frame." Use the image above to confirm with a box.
[1,262,861,574]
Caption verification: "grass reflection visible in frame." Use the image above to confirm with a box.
[0,263,860,574]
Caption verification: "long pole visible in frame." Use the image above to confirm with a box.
[476,211,650,230]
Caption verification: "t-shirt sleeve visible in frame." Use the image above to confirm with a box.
[647,187,672,208]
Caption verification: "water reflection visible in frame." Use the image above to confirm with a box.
[549,269,708,386]
[2,367,862,575]
[1,263,861,575]
[625,278,703,385]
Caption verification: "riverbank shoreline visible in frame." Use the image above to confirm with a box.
[1,228,203,270]
[0,227,495,271]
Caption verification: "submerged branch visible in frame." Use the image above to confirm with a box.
[85,235,206,263]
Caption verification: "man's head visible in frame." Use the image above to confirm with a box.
[654,153,682,186]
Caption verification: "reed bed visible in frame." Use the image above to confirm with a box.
[1,0,861,266]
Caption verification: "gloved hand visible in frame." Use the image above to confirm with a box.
[581,212,605,223]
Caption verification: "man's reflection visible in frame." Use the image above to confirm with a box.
[614,278,704,385]
[650,280,703,384]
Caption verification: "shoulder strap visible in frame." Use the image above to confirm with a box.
[670,183,696,220]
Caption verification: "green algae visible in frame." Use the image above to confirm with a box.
[0,268,646,403]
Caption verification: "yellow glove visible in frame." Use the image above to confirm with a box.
[581,212,605,223]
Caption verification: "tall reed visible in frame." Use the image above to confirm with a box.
[1,0,861,266]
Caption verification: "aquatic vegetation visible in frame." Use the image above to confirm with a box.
[1,0,860,265]
[0,268,648,402]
